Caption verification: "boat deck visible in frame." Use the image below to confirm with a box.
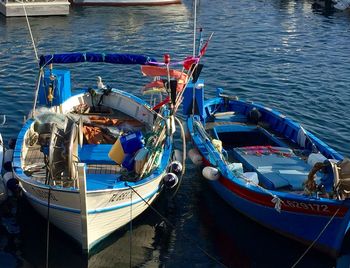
[24,145,122,188]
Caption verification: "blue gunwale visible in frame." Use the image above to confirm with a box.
[13,89,172,193]
[187,96,350,256]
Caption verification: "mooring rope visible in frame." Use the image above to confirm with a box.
[129,189,133,268]
[125,183,228,267]
[290,207,340,268]
[18,0,39,61]
[45,163,51,268]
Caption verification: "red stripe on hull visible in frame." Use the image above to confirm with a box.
[218,175,348,217]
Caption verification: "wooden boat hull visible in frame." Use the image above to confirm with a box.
[187,95,350,256]
[17,173,163,251]
[13,88,173,253]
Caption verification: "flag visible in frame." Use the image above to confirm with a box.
[183,56,199,70]
[199,32,213,57]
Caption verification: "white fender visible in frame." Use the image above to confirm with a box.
[3,172,14,184]
[188,148,203,166]
[202,166,220,181]
[169,160,183,175]
[4,149,14,164]
[173,149,183,163]
[163,172,179,189]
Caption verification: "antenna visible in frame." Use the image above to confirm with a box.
[192,0,197,57]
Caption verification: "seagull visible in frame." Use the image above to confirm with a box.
[97,76,106,90]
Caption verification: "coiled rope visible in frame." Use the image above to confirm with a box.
[125,183,228,268]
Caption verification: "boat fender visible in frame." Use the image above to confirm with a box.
[169,161,183,176]
[171,115,176,135]
[3,149,14,172]
[163,173,179,189]
[173,149,183,163]
[202,166,220,181]
[3,172,19,192]
[307,153,327,167]
[188,148,203,166]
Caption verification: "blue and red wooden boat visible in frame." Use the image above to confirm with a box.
[185,86,350,257]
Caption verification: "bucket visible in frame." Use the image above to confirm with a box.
[307,153,327,167]
[108,131,144,164]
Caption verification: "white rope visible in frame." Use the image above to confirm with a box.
[18,0,39,61]
[290,208,340,268]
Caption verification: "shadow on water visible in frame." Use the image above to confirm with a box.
[13,191,177,267]
[194,179,337,268]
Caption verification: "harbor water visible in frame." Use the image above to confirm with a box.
[1,0,350,267]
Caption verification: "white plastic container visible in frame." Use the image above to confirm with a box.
[241,172,259,185]
[228,162,243,175]
[307,153,327,167]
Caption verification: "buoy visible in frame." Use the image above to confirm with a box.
[188,148,203,166]
[169,161,183,176]
[163,173,179,189]
[4,149,14,164]
[3,162,12,172]
[202,166,220,181]
[3,172,19,193]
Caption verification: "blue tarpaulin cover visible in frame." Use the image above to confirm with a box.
[39,53,156,67]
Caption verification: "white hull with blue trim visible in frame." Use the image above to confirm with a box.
[13,53,177,253]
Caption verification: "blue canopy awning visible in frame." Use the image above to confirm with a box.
[39,52,156,68]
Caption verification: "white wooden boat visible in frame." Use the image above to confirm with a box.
[13,52,186,253]
[70,0,180,6]
[0,0,70,17]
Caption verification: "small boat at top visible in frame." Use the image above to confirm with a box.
[12,52,190,253]
[185,86,350,256]
[70,0,181,6]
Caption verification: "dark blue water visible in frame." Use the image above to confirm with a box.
[1,0,350,267]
